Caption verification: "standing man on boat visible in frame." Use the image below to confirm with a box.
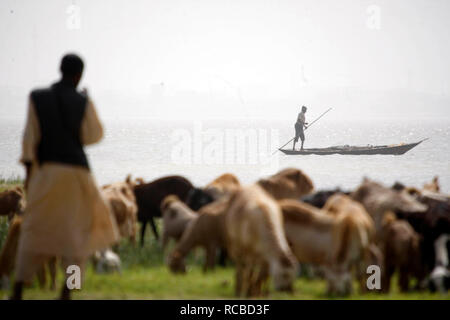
[293,106,308,150]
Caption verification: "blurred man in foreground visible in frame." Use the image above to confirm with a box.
[11,54,119,300]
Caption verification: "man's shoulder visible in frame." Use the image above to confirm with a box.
[30,86,52,99]
[30,84,87,104]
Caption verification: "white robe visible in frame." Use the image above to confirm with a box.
[15,97,119,281]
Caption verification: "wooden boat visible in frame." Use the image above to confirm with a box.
[279,139,428,156]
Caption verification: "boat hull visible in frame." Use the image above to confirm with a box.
[279,140,426,156]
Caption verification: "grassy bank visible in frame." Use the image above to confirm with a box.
[0,178,448,300]
[1,263,447,300]
[0,176,22,190]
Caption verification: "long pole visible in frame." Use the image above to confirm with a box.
[271,107,332,155]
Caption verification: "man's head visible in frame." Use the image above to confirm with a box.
[301,106,307,113]
[60,54,84,87]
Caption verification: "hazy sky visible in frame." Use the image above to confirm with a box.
[1,0,449,120]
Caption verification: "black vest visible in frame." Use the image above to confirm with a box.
[31,80,89,169]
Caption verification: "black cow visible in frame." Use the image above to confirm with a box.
[133,176,215,247]
[301,188,349,208]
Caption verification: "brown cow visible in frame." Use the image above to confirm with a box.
[160,195,199,250]
[351,179,427,238]
[102,176,138,243]
[0,187,25,220]
[0,216,56,290]
[225,185,298,297]
[280,199,377,295]
[323,194,382,292]
[168,196,230,273]
[390,183,450,276]
[257,168,314,200]
[204,173,241,199]
[380,212,423,292]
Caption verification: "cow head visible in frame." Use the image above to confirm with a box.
[353,179,427,215]
[160,195,180,213]
[185,188,215,211]
[301,188,346,209]
[390,189,428,213]
[271,253,298,293]
[168,250,186,274]
[423,176,440,193]
[258,168,314,200]
[326,269,352,296]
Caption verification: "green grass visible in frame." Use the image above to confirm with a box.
[0,175,23,190]
[0,178,449,300]
[1,264,447,300]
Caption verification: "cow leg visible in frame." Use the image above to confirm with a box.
[254,263,269,296]
[324,267,340,296]
[140,220,147,247]
[344,271,353,295]
[240,264,249,297]
[240,259,255,297]
[217,248,227,267]
[246,264,257,297]
[356,261,367,294]
[10,281,24,300]
[382,264,394,293]
[36,265,46,289]
[149,217,159,240]
[399,267,410,292]
[326,277,335,296]
[48,257,57,290]
[261,266,270,296]
[247,265,256,296]
[235,262,244,297]
[203,244,216,273]
[60,279,71,300]
[1,275,10,290]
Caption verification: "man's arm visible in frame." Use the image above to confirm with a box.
[81,96,104,145]
[23,162,32,191]
[20,97,40,192]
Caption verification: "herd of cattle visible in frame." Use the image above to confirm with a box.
[0,169,449,297]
